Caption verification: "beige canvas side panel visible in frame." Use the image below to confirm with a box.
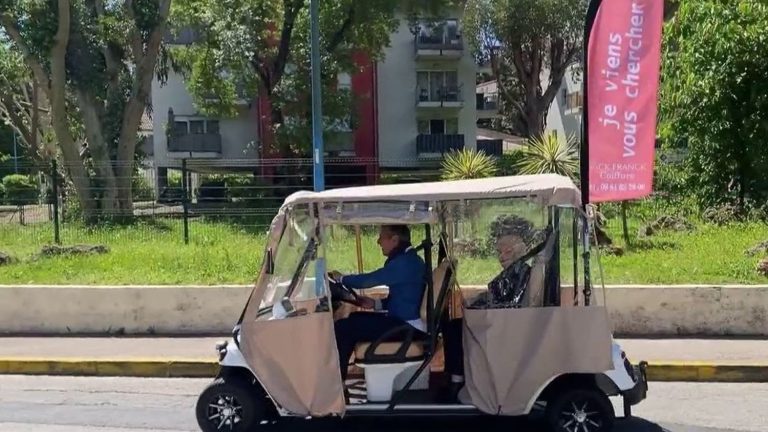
[461,306,613,415]
[240,311,345,417]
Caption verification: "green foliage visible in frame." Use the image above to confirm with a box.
[496,149,525,176]
[196,173,273,206]
[513,131,579,179]
[440,148,499,181]
[132,175,155,202]
[659,0,768,211]
[1,174,38,205]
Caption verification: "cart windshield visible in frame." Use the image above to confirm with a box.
[259,204,319,312]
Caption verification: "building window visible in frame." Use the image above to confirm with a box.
[172,119,220,136]
[418,118,459,135]
[417,70,459,102]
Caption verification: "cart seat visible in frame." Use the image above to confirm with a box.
[354,340,424,360]
[354,259,454,365]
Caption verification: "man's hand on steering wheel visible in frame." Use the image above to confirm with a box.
[329,270,344,281]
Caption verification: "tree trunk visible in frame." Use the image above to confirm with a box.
[113,0,171,220]
[524,104,547,138]
[76,89,122,218]
[48,0,99,223]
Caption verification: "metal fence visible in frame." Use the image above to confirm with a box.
[0,158,695,251]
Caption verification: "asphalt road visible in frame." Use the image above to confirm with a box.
[0,376,765,432]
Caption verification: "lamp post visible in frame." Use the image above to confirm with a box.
[310,0,324,192]
[310,0,326,298]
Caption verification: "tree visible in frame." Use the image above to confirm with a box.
[463,0,586,138]
[0,0,172,222]
[658,0,768,212]
[0,41,55,167]
[168,0,455,158]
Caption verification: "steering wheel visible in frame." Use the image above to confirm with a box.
[327,273,361,306]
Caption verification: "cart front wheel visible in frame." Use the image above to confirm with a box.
[196,377,265,432]
[545,388,615,432]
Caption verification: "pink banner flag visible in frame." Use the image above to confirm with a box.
[586,0,664,203]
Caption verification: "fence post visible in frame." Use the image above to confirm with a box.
[51,159,61,244]
[181,158,189,245]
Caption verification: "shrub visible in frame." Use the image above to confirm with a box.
[441,148,498,181]
[497,150,525,176]
[197,176,227,203]
[513,131,579,179]
[2,174,38,206]
[132,175,155,202]
[196,174,272,206]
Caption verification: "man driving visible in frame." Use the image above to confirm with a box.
[330,224,426,381]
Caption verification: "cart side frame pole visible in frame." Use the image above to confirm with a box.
[581,0,603,306]
[355,225,363,273]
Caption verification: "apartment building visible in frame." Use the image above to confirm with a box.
[149,10,481,186]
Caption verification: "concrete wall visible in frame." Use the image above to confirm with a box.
[151,71,259,170]
[2,285,767,336]
[377,13,477,168]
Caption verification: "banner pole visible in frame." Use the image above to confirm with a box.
[581,0,603,209]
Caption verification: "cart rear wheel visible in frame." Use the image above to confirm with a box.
[545,388,615,432]
[196,376,265,432]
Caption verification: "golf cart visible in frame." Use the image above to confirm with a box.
[195,174,648,432]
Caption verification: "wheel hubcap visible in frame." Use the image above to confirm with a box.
[207,394,243,430]
[560,401,601,432]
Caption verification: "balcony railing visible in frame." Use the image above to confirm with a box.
[415,33,463,51]
[416,84,464,105]
[417,134,465,155]
[168,133,222,153]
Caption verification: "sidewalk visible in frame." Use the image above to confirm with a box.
[0,336,766,381]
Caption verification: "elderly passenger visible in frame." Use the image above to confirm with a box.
[441,215,541,402]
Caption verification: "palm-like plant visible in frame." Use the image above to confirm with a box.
[440,148,499,181]
[514,131,579,179]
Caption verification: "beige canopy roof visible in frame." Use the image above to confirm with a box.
[282,174,582,209]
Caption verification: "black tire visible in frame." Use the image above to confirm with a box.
[196,376,265,432]
[545,388,615,432]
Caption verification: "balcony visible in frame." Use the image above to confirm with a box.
[415,34,463,59]
[168,133,222,158]
[417,134,465,156]
[416,84,464,109]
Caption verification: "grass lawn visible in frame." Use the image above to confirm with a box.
[0,219,766,285]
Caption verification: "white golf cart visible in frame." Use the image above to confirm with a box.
[195,174,648,432]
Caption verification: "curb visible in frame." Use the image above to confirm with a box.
[2,358,768,382]
[0,358,219,378]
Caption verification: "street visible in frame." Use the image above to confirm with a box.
[0,376,765,432]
